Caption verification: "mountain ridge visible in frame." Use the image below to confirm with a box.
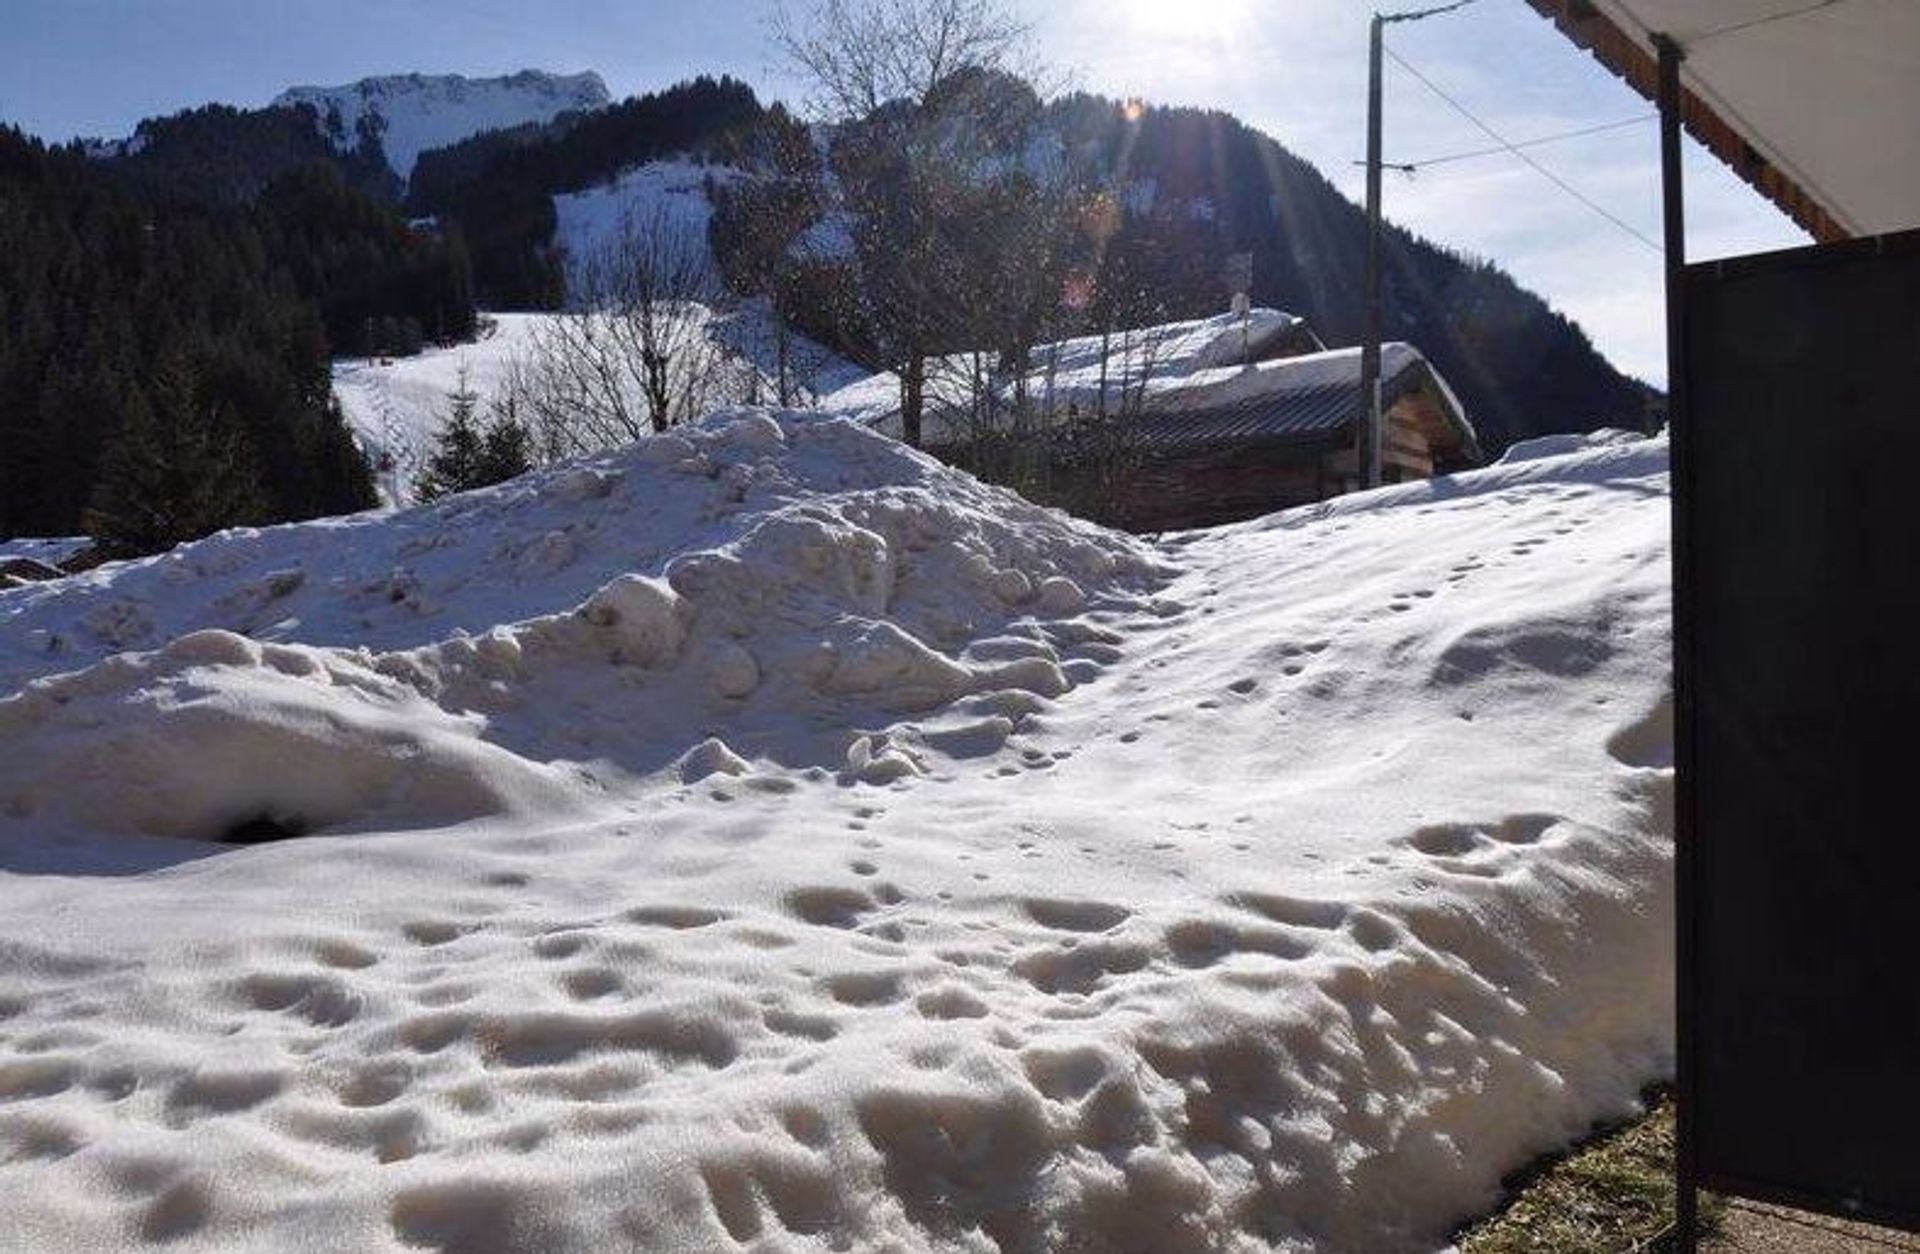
[270,69,611,182]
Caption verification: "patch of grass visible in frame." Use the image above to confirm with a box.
[1455,1091,1721,1254]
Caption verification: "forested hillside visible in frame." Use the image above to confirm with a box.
[408,76,765,306]
[0,127,465,550]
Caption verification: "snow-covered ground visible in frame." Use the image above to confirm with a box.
[332,315,552,505]
[0,419,1672,1252]
[333,309,864,507]
[552,159,739,297]
[274,71,610,183]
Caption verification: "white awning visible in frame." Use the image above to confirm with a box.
[1529,0,1920,239]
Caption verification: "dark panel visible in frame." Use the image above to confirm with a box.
[1683,229,1920,1230]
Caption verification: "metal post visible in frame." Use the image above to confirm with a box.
[1360,13,1385,490]
[1655,29,1698,1254]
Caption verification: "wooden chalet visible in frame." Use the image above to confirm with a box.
[819,309,1481,532]
[1096,342,1481,531]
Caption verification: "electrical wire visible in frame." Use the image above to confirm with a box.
[1382,43,1664,254]
[1392,114,1654,171]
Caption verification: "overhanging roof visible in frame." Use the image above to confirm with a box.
[1526,0,1920,241]
[1128,349,1483,464]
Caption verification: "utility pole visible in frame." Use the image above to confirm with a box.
[1361,13,1386,491]
[1360,0,1475,490]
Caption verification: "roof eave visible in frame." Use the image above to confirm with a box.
[1522,0,1850,243]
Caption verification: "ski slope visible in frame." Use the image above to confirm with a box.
[0,420,1673,1252]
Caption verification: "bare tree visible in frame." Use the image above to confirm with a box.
[508,202,740,456]
[770,0,1063,449]
[769,0,1033,121]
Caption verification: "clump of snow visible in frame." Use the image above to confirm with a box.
[1497,427,1649,464]
[0,423,1675,1252]
[273,70,610,182]
[578,575,691,668]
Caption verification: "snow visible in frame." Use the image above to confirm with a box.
[551,159,739,298]
[332,314,552,505]
[0,419,1675,1252]
[332,308,863,507]
[1496,428,1648,465]
[273,71,610,183]
[0,537,91,568]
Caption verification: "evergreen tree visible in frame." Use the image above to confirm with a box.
[415,374,536,502]
[312,398,381,514]
[83,354,269,558]
[478,401,534,486]
[414,373,487,502]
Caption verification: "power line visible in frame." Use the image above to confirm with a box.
[1381,43,1664,255]
[1392,114,1654,171]
[1380,0,1479,25]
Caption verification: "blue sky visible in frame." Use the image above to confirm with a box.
[3,0,1806,385]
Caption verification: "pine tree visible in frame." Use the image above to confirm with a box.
[414,372,486,502]
[313,397,380,514]
[478,398,534,485]
[83,354,269,557]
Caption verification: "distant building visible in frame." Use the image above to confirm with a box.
[1107,341,1481,531]
[818,308,1480,531]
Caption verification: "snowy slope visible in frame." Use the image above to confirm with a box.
[331,314,553,506]
[0,423,1674,1252]
[330,156,867,508]
[551,158,737,298]
[273,71,609,182]
[332,309,865,507]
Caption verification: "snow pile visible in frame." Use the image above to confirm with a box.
[2,411,1155,851]
[273,71,610,182]
[1496,427,1648,465]
[0,428,1675,1252]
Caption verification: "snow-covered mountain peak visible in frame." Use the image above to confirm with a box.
[273,69,610,182]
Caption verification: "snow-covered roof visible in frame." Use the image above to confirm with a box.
[817,307,1318,441]
[1130,343,1481,462]
[815,313,1478,461]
